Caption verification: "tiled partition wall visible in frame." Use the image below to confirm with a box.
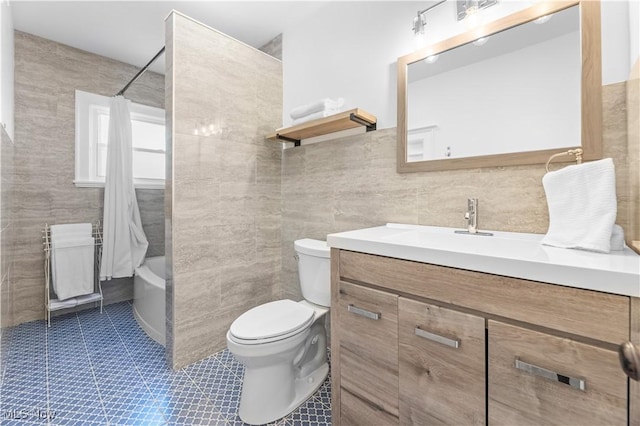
[11,32,165,326]
[281,82,635,300]
[166,12,283,369]
[1,125,15,331]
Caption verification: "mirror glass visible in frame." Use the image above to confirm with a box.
[397,1,603,173]
[406,5,580,162]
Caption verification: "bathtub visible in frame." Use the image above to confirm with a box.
[133,256,166,346]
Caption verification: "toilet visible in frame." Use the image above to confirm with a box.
[226,238,331,425]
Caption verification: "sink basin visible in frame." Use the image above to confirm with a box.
[327,223,640,297]
[380,225,540,256]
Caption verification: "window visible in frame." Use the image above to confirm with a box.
[75,90,165,189]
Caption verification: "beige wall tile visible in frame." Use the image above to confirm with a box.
[168,12,282,368]
[280,82,634,296]
[11,31,165,326]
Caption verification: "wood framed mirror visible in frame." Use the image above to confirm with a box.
[397,1,602,173]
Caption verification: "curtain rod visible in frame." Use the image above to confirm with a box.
[116,46,166,97]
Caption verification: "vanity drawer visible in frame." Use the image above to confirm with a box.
[338,281,399,422]
[488,320,627,425]
[399,298,485,425]
[339,250,630,344]
[340,386,399,426]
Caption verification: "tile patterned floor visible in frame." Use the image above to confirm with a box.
[0,302,332,425]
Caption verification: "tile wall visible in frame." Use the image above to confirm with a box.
[166,12,283,369]
[11,32,165,326]
[1,124,15,331]
[281,82,636,300]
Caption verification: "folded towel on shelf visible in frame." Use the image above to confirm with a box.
[610,224,625,251]
[290,98,345,120]
[292,109,341,126]
[541,158,617,253]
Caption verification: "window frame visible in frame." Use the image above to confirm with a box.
[74,90,166,190]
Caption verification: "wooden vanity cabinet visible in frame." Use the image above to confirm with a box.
[337,281,399,424]
[399,298,485,425]
[488,321,627,426]
[330,249,631,426]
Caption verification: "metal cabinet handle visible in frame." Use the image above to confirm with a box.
[347,304,381,320]
[515,358,585,391]
[414,327,460,349]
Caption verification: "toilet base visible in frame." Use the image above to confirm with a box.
[240,361,329,425]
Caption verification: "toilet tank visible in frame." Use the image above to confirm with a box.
[294,239,331,307]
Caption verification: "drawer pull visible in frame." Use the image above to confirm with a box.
[414,327,460,349]
[347,304,381,320]
[515,358,585,391]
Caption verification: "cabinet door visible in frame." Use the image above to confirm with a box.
[338,281,399,424]
[399,298,485,425]
[488,320,627,425]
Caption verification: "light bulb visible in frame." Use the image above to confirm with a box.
[534,15,552,24]
[424,55,439,64]
[473,37,489,46]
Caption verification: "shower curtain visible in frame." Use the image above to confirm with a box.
[100,96,148,280]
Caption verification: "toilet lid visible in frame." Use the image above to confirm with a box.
[229,300,315,341]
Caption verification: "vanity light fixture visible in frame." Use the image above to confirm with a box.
[472,36,489,46]
[456,0,497,21]
[412,0,447,42]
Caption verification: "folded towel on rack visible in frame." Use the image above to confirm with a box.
[541,158,617,253]
[292,109,341,126]
[50,223,92,240]
[50,223,93,298]
[290,98,344,120]
[51,233,95,301]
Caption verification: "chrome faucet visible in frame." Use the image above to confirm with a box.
[464,198,478,234]
[455,198,493,236]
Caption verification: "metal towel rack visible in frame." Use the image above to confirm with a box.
[545,148,583,173]
[43,222,104,327]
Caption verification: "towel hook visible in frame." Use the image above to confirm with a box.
[545,148,583,173]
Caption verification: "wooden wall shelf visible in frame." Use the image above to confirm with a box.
[267,108,377,146]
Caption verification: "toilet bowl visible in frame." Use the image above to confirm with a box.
[226,239,331,425]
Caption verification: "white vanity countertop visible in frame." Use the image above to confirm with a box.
[326,223,640,298]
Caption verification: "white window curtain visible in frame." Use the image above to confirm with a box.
[100,96,148,280]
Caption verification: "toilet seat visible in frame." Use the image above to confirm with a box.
[229,300,315,345]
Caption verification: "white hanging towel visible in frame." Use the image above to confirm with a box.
[541,158,617,253]
[100,96,148,280]
[52,236,95,300]
[50,223,93,297]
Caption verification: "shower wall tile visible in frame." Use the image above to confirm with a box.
[11,31,165,326]
[280,82,633,299]
[167,12,282,369]
[137,189,166,258]
[1,124,15,331]
[165,13,175,369]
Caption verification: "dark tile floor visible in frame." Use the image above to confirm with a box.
[0,301,332,425]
